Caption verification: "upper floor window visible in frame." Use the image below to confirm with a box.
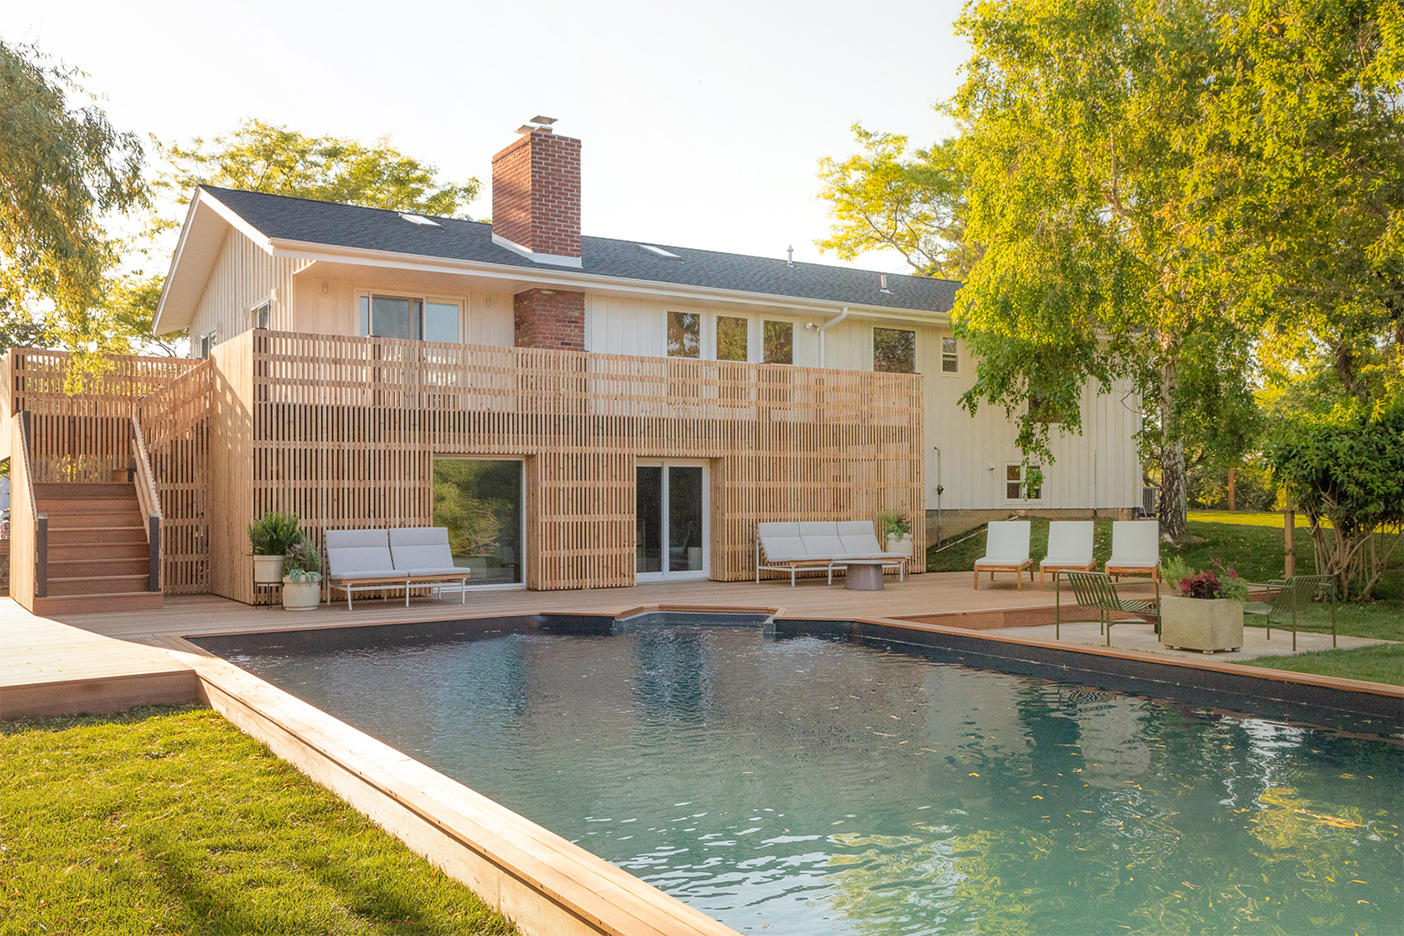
[667,311,700,358]
[941,335,958,373]
[198,331,215,359]
[763,320,793,365]
[874,327,916,374]
[1006,463,1043,501]
[358,294,461,343]
[251,302,271,330]
[716,315,748,362]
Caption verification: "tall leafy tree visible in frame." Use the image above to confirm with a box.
[816,126,974,280]
[161,119,480,218]
[0,40,146,367]
[947,0,1277,541]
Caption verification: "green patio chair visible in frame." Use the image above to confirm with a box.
[1244,575,1336,651]
[1056,571,1160,646]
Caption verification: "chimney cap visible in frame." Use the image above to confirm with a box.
[530,115,557,126]
[516,116,558,135]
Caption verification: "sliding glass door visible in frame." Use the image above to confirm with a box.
[636,462,708,582]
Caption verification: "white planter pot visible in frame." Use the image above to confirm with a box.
[281,578,321,612]
[1160,596,1244,652]
[253,554,285,584]
[886,533,914,559]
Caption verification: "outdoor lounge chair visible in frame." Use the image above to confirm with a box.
[326,527,469,609]
[1039,520,1095,588]
[1243,574,1335,651]
[1056,570,1160,645]
[390,527,470,605]
[973,520,1033,590]
[1105,520,1162,584]
[755,520,906,586]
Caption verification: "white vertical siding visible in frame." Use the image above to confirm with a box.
[584,294,820,364]
[288,275,515,346]
[187,231,307,354]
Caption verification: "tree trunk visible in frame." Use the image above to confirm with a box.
[1158,357,1188,541]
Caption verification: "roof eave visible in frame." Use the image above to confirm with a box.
[266,238,953,324]
[154,188,277,334]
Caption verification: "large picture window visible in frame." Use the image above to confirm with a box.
[874,327,916,374]
[668,311,700,358]
[763,320,793,365]
[716,315,748,361]
[432,458,523,586]
[359,294,461,342]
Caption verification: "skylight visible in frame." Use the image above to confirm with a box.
[638,243,681,260]
[399,213,442,228]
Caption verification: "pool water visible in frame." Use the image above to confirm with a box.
[229,624,1403,935]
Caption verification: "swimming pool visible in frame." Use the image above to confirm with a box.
[207,619,1403,935]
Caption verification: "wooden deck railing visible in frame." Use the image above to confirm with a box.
[9,411,45,610]
[133,358,211,594]
[131,417,163,592]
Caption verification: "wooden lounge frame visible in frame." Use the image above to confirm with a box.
[972,560,1035,590]
[1040,560,1094,589]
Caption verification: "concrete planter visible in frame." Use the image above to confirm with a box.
[281,577,321,612]
[253,554,285,584]
[1160,596,1243,653]
[886,533,914,559]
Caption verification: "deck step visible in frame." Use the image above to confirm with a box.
[42,511,144,529]
[38,498,143,515]
[49,557,151,578]
[33,591,163,615]
[33,482,138,499]
[46,573,152,597]
[45,526,148,546]
[48,542,151,562]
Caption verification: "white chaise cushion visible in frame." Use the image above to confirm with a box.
[760,535,808,562]
[1108,520,1160,566]
[976,520,1031,565]
[836,520,886,556]
[757,521,801,539]
[390,527,460,574]
[326,529,396,579]
[802,534,845,559]
[797,521,840,538]
[1041,520,1094,567]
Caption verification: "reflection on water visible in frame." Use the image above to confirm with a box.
[236,626,1404,935]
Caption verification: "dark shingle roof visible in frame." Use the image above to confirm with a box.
[203,186,960,314]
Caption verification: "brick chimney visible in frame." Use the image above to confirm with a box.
[491,117,582,266]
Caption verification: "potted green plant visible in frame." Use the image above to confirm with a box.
[248,511,301,585]
[877,509,914,558]
[280,534,322,612]
[1160,558,1250,652]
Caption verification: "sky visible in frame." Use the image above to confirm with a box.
[5,0,970,273]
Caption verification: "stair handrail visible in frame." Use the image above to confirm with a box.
[10,411,47,607]
[131,415,162,592]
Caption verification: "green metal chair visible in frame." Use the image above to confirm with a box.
[1244,575,1337,651]
[1056,571,1160,646]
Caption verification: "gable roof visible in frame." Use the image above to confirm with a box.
[156,185,961,332]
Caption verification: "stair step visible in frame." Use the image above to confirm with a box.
[37,498,142,515]
[33,483,137,499]
[48,542,151,561]
[46,527,148,546]
[43,514,145,530]
[34,591,163,614]
[49,557,152,578]
[46,573,152,597]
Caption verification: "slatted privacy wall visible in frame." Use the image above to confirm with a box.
[219,330,924,601]
[6,349,199,483]
[135,360,213,594]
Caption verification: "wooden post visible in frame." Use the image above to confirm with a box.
[1227,467,1236,512]
[1284,501,1296,580]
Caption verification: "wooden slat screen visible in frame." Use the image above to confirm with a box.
[6,349,199,483]
[135,360,212,594]
[9,413,39,611]
[214,330,924,601]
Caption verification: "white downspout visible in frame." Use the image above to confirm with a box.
[817,306,850,368]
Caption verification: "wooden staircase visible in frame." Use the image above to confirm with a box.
[33,482,163,614]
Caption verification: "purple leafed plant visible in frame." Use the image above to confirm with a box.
[1172,558,1249,601]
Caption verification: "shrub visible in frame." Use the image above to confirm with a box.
[1163,557,1250,601]
[248,511,301,556]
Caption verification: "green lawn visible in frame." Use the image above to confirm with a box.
[0,705,516,936]
[1239,644,1404,686]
